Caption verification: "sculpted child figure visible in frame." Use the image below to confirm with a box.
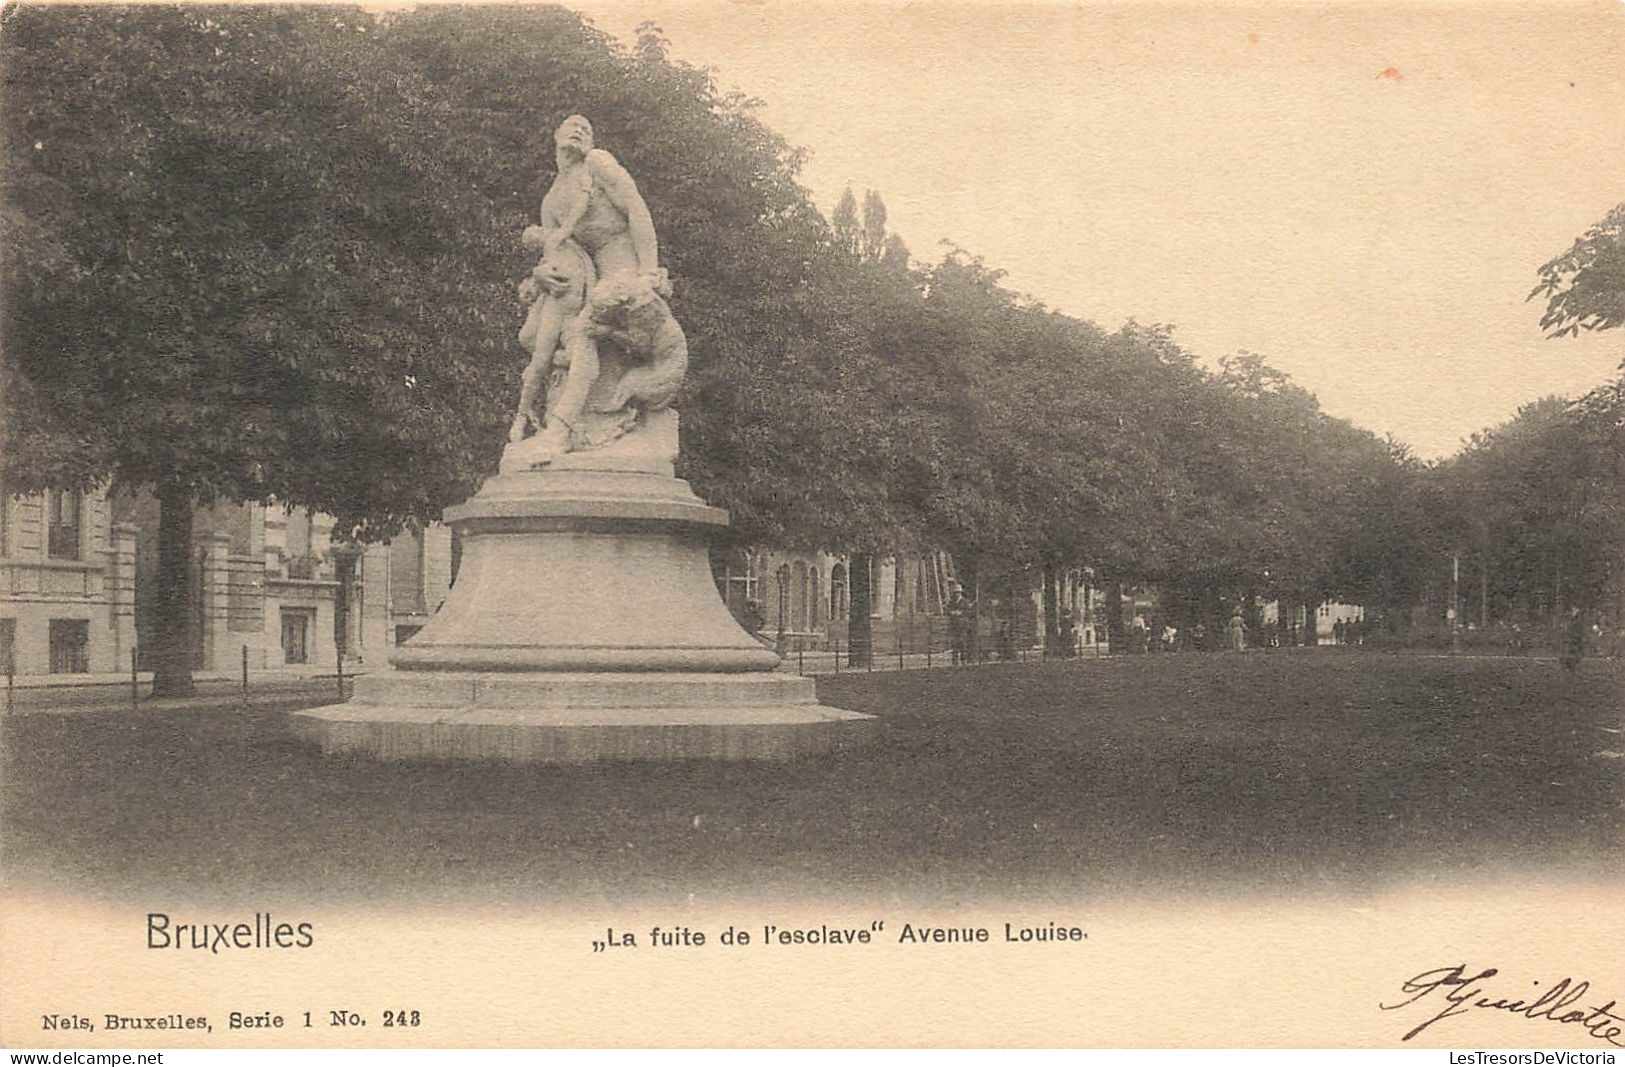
[511,115,677,458]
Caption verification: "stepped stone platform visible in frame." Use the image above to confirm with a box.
[293,413,875,763]
[293,671,872,763]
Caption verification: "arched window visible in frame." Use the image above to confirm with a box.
[915,560,929,615]
[792,560,808,631]
[809,565,822,629]
[47,490,82,560]
[830,563,849,622]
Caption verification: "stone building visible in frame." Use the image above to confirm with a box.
[0,486,137,675]
[0,482,464,677]
[709,548,1104,655]
[711,548,962,653]
[111,497,430,674]
[5,482,1112,675]
[1312,600,1365,643]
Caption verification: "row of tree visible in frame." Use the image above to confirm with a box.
[3,6,1618,686]
[1419,206,1625,639]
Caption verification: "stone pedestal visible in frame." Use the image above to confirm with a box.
[293,413,873,762]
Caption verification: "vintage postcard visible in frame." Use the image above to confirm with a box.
[2,0,1622,1050]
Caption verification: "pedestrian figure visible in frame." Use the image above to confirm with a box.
[947,585,969,666]
[1191,622,1207,652]
[1227,610,1247,652]
[1332,618,1345,646]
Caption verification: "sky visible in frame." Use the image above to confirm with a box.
[569,0,1625,459]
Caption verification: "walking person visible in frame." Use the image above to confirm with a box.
[1227,610,1247,652]
[947,584,969,666]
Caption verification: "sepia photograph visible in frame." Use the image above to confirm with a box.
[2,0,1622,1050]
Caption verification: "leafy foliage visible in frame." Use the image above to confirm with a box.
[1530,202,1625,338]
[11,3,1590,662]
[2,6,515,533]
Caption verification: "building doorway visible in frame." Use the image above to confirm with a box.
[280,609,313,665]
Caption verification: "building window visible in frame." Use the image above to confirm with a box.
[48,490,82,560]
[809,566,822,628]
[0,618,14,674]
[0,487,9,557]
[714,549,759,613]
[48,619,89,673]
[830,563,849,622]
[281,609,312,664]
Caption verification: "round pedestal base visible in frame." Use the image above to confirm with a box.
[298,446,873,763]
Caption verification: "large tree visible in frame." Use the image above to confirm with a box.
[3,7,519,693]
[1,6,853,692]
[1434,394,1623,629]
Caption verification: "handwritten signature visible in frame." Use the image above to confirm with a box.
[1383,965,1624,1046]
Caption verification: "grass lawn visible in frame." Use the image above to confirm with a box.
[2,653,1619,906]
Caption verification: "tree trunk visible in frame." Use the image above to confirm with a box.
[848,552,873,669]
[1042,557,1059,658]
[1105,579,1125,654]
[1205,583,1224,638]
[152,481,196,697]
[1003,572,1020,660]
[1242,585,1260,635]
[1553,555,1563,636]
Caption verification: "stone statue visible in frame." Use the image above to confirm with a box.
[299,123,872,766]
[507,115,688,469]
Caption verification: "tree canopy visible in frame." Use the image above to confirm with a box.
[9,3,1611,668]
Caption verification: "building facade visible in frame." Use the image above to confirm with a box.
[0,487,137,675]
[114,497,408,674]
[5,485,1138,676]
[709,548,1104,655]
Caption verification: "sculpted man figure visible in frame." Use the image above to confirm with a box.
[511,115,685,461]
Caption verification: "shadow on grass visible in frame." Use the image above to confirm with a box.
[2,653,1619,905]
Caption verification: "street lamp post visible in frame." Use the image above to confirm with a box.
[776,564,788,654]
[1450,553,1461,654]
